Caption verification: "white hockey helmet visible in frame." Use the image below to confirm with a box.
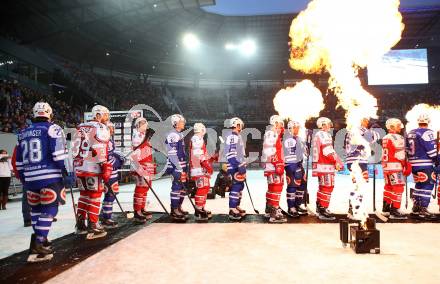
[91,105,110,119]
[230,117,244,129]
[171,114,185,127]
[33,102,52,119]
[269,115,284,126]
[417,113,431,124]
[134,117,148,129]
[385,118,402,130]
[316,117,332,128]
[287,120,301,129]
[193,123,206,134]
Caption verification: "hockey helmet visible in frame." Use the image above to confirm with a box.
[287,120,301,129]
[230,117,244,129]
[269,115,284,127]
[33,102,52,119]
[385,118,402,130]
[134,117,148,129]
[171,114,185,127]
[91,105,110,119]
[417,113,431,124]
[193,123,206,135]
[316,117,332,129]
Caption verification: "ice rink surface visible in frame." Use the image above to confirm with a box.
[1,170,440,283]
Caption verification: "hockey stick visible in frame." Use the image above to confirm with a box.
[433,131,439,199]
[178,180,197,211]
[372,164,388,222]
[244,179,260,214]
[303,129,316,216]
[69,185,79,226]
[403,130,409,209]
[144,180,170,215]
[107,186,134,219]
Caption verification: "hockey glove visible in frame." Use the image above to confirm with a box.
[238,165,246,175]
[101,161,113,183]
[201,160,213,175]
[63,172,76,188]
[403,162,412,176]
[275,163,284,176]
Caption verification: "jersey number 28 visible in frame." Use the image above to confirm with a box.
[21,139,42,164]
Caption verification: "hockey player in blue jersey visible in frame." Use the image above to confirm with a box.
[13,102,74,262]
[344,117,379,217]
[100,122,125,228]
[165,114,189,222]
[406,113,439,220]
[223,117,247,221]
[283,120,308,217]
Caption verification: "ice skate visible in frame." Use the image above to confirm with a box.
[134,211,147,224]
[268,206,287,223]
[141,209,153,220]
[316,203,336,221]
[382,201,391,217]
[295,205,308,216]
[102,218,119,229]
[236,206,246,217]
[27,235,53,263]
[389,207,407,220]
[287,207,300,218]
[195,208,209,222]
[171,208,187,223]
[229,208,242,221]
[86,222,107,240]
[75,217,88,235]
[202,208,212,219]
[410,205,436,221]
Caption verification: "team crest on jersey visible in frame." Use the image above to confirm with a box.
[234,173,246,182]
[27,191,40,206]
[86,177,96,188]
[60,188,66,204]
[415,172,428,183]
[40,188,57,205]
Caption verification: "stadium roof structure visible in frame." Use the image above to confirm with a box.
[1,0,440,79]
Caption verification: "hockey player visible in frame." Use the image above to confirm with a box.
[131,117,155,223]
[100,122,125,228]
[224,117,247,221]
[283,120,308,217]
[345,117,379,216]
[406,113,439,220]
[13,102,74,262]
[165,114,189,222]
[262,115,287,223]
[312,117,344,220]
[73,105,112,239]
[382,118,412,219]
[190,123,218,222]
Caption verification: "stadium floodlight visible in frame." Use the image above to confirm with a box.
[183,33,200,50]
[239,40,256,56]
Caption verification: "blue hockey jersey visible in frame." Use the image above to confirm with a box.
[283,133,305,166]
[107,138,124,184]
[223,130,245,172]
[406,128,437,170]
[165,129,187,174]
[345,127,379,164]
[14,121,68,190]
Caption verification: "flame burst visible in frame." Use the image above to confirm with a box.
[273,80,324,129]
[406,104,440,133]
[289,0,404,129]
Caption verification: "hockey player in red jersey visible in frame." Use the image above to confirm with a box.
[312,117,343,220]
[382,118,411,219]
[73,105,112,239]
[262,115,287,223]
[130,117,155,224]
[190,123,218,222]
